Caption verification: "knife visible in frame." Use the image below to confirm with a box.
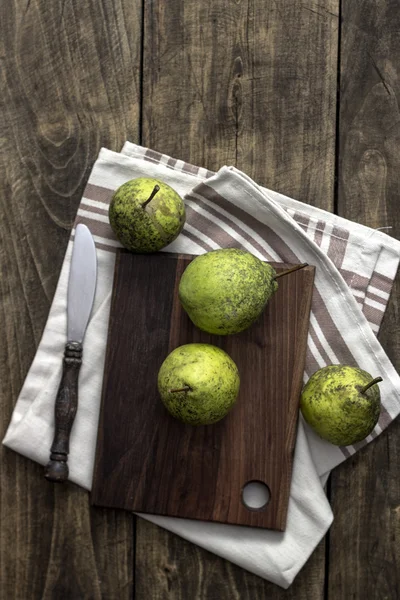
[44,224,97,483]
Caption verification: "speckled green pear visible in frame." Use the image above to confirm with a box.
[109,177,186,252]
[178,248,279,335]
[157,343,240,425]
[300,365,382,446]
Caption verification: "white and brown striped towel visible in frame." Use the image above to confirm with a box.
[3,142,400,589]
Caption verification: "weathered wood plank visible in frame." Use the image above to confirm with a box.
[142,0,339,210]
[0,1,141,597]
[135,520,327,600]
[330,1,400,597]
[138,0,339,596]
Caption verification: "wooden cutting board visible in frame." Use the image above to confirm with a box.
[91,250,315,531]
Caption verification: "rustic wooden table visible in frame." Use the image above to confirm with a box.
[1,1,399,598]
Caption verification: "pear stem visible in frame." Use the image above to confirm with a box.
[169,386,191,393]
[360,377,383,394]
[274,263,309,280]
[142,184,160,209]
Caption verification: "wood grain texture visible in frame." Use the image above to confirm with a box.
[329,0,400,597]
[92,252,314,530]
[0,1,140,597]
[142,0,339,209]
[136,519,327,600]
[138,0,339,596]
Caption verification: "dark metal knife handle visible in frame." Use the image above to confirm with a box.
[44,341,82,483]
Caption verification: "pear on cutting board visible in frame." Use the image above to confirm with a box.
[178,248,307,335]
[157,343,240,425]
[300,365,382,446]
[109,177,186,252]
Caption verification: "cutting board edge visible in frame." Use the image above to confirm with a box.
[274,265,315,530]
[91,250,124,504]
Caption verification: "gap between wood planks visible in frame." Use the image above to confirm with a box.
[326,0,342,597]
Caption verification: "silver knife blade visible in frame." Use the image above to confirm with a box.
[67,224,97,343]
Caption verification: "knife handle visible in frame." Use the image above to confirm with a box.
[44,341,82,483]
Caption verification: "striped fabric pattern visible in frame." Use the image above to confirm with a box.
[80,145,395,335]
[72,144,400,461]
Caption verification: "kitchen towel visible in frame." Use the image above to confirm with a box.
[3,142,400,589]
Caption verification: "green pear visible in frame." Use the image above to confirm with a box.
[178,248,307,335]
[157,343,240,425]
[109,177,186,252]
[300,365,382,446]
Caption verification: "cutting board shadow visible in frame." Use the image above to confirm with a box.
[91,250,315,531]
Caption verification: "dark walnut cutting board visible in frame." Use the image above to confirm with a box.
[91,250,315,531]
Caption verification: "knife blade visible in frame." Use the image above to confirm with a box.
[44,224,97,483]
